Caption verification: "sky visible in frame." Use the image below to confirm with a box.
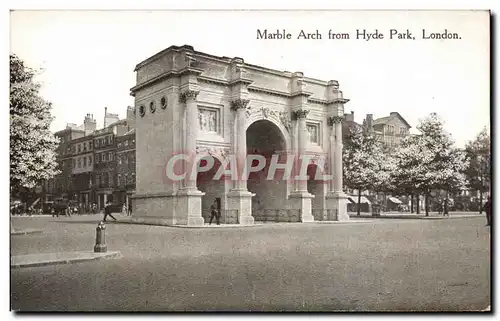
[10,10,490,147]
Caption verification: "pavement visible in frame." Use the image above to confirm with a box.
[10,228,43,236]
[348,211,484,220]
[11,251,122,269]
[10,214,491,311]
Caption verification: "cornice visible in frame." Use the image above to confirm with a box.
[130,67,203,95]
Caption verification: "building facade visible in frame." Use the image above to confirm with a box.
[43,110,136,211]
[130,45,349,226]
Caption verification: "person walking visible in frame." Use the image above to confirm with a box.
[128,202,132,216]
[103,200,117,222]
[209,199,220,225]
[484,196,492,226]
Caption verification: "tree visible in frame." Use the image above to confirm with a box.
[464,128,491,213]
[343,125,387,215]
[390,113,468,215]
[10,54,60,206]
[390,134,434,214]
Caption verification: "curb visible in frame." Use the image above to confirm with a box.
[11,251,122,269]
[348,215,482,220]
[10,229,43,236]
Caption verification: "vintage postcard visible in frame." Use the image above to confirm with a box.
[9,10,490,312]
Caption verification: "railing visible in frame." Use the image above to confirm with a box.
[201,209,306,223]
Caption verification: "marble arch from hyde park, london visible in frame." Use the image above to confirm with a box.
[129,45,350,226]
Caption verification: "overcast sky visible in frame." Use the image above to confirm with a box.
[10,10,489,147]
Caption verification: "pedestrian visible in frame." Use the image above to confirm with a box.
[437,199,443,215]
[209,198,220,225]
[484,196,492,226]
[122,203,127,215]
[128,202,132,216]
[103,200,117,222]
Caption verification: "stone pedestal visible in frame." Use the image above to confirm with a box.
[289,191,315,222]
[227,190,254,225]
[176,189,205,226]
[326,192,349,221]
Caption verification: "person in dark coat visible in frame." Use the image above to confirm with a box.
[103,200,117,222]
[209,199,220,225]
[128,202,132,216]
[484,196,492,226]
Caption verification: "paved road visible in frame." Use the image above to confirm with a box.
[10,215,490,311]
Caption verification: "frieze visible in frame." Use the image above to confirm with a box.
[230,99,250,111]
[279,111,292,132]
[327,116,344,126]
[292,109,309,120]
[179,90,199,103]
[196,147,229,162]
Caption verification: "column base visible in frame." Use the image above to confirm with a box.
[289,191,314,222]
[326,191,349,221]
[176,189,205,226]
[227,190,255,225]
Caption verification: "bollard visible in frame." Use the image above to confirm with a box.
[94,221,107,253]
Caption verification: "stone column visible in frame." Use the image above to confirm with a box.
[231,99,249,191]
[227,99,254,225]
[176,89,204,226]
[325,115,349,221]
[295,109,309,193]
[180,90,200,191]
[288,109,314,222]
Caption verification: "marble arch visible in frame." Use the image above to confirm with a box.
[130,45,350,226]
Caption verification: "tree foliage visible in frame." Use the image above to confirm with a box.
[10,54,60,198]
[464,128,491,194]
[390,113,468,214]
[343,125,390,213]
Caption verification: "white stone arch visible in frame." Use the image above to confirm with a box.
[245,113,292,153]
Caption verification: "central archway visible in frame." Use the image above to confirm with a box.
[246,119,289,222]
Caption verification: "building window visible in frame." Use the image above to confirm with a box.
[118,174,122,186]
[89,156,92,165]
[95,140,99,148]
[161,96,167,109]
[78,159,82,168]
[89,141,92,150]
[83,157,87,167]
[73,159,76,167]
[139,105,145,117]
[131,173,135,183]
[83,143,87,152]
[124,174,128,185]
[386,125,395,135]
[150,101,156,113]
[109,152,113,162]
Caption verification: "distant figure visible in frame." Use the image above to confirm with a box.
[128,202,132,216]
[209,199,220,225]
[484,196,492,226]
[122,203,127,215]
[437,199,443,215]
[103,200,117,222]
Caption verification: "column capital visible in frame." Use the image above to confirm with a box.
[327,116,344,126]
[292,109,309,120]
[230,99,250,111]
[179,90,199,103]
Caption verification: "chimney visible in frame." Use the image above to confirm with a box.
[344,111,354,122]
[84,113,97,135]
[366,114,374,132]
[104,107,108,128]
[390,112,398,117]
[126,106,136,131]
